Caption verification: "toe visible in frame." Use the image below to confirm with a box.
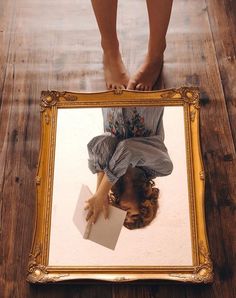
[141,85,146,91]
[135,83,142,91]
[127,80,136,90]
[116,84,125,90]
[123,82,128,89]
[106,83,112,90]
[137,84,145,91]
[149,85,153,91]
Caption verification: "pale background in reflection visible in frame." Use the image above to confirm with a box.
[49,106,192,266]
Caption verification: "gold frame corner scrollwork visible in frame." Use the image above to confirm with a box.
[169,241,213,283]
[27,245,69,283]
[27,86,213,284]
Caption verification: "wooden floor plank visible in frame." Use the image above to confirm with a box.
[162,0,236,296]
[205,0,236,146]
[0,0,235,297]
[0,0,16,97]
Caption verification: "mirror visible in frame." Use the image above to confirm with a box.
[27,87,213,283]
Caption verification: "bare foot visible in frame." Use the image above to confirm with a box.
[127,55,164,91]
[103,51,129,90]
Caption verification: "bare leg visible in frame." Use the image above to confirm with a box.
[127,0,173,91]
[91,0,129,89]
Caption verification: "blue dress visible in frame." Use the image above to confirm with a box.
[87,107,173,184]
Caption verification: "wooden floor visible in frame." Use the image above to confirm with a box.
[0,0,235,297]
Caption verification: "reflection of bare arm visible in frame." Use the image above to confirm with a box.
[85,173,112,223]
[97,173,112,200]
[86,135,118,223]
[96,172,104,191]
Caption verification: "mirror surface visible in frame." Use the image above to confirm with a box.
[49,106,192,266]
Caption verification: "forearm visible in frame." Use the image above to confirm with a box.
[96,173,113,199]
[96,172,105,191]
[85,173,112,223]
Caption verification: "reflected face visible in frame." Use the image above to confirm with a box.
[118,194,140,225]
[114,168,141,225]
[111,166,159,229]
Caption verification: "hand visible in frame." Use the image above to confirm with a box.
[84,194,109,224]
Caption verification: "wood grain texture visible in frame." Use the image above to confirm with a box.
[0,0,235,297]
[205,0,236,146]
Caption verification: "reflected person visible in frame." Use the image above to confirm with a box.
[85,107,173,229]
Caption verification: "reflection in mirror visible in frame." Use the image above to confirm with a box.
[86,107,173,229]
[49,106,192,266]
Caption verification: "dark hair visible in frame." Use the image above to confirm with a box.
[109,167,159,229]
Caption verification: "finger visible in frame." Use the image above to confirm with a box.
[84,200,93,210]
[86,210,93,221]
[91,211,98,224]
[84,204,89,211]
[103,205,109,220]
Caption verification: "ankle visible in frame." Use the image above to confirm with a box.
[147,38,166,61]
[145,53,164,65]
[101,38,120,56]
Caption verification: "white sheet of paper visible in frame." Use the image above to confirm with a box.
[73,184,127,250]
[72,184,92,237]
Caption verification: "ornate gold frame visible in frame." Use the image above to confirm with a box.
[27,87,213,284]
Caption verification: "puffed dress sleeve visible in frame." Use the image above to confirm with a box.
[87,134,119,174]
[103,135,173,184]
